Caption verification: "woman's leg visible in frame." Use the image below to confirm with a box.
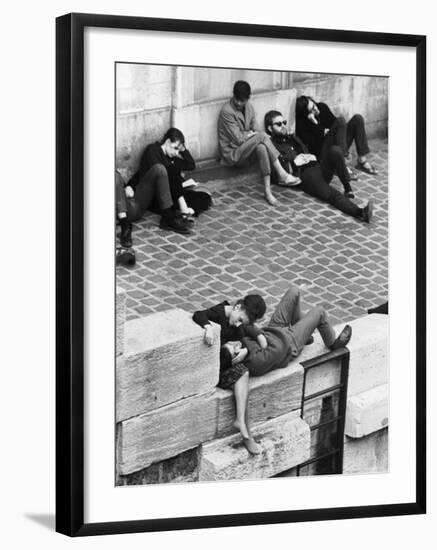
[233,372,261,454]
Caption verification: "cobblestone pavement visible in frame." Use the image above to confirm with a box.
[117,138,388,327]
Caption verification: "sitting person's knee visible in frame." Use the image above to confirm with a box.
[148,163,167,177]
[336,115,346,127]
[328,145,343,158]
[351,113,364,125]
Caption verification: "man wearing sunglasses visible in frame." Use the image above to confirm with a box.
[264,110,373,223]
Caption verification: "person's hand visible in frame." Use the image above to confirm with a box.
[246,130,258,138]
[307,154,317,162]
[125,185,134,198]
[232,348,248,365]
[324,128,330,136]
[308,113,318,125]
[183,207,195,216]
[204,325,214,346]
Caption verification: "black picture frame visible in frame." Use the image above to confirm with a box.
[56,12,426,537]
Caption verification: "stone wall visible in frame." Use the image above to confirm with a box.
[116,65,388,180]
[115,287,389,485]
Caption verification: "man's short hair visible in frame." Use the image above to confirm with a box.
[161,127,185,145]
[264,110,282,134]
[220,345,233,372]
[236,294,266,324]
[233,80,251,101]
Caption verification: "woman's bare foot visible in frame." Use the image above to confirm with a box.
[243,437,262,455]
[233,419,250,440]
[264,191,277,206]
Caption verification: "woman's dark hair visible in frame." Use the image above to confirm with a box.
[220,345,233,372]
[236,294,266,324]
[233,80,251,101]
[161,127,185,145]
[264,110,282,134]
[295,95,311,121]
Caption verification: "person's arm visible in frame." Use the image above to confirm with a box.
[220,109,248,146]
[173,147,196,172]
[192,304,224,346]
[257,333,268,349]
[177,196,194,216]
[317,102,337,129]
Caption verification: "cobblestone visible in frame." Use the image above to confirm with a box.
[117,139,388,327]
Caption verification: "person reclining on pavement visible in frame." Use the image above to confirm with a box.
[264,110,373,223]
[218,80,300,206]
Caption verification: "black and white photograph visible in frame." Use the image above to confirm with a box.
[114,63,389,486]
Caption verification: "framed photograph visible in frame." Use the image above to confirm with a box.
[56,13,426,536]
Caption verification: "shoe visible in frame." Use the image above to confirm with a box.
[330,325,352,350]
[344,190,355,199]
[305,336,314,346]
[355,160,378,175]
[275,174,301,187]
[116,247,136,266]
[119,221,132,248]
[159,215,191,234]
[362,200,374,223]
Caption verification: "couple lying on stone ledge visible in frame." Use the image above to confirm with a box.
[192,285,352,455]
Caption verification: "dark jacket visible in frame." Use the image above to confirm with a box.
[192,301,261,346]
[271,133,318,178]
[295,101,337,159]
[128,141,195,203]
[242,327,293,377]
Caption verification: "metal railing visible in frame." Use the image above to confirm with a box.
[296,347,350,476]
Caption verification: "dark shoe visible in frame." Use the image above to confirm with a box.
[116,247,136,267]
[355,160,378,175]
[330,325,352,350]
[362,200,374,223]
[344,190,355,199]
[119,221,132,248]
[159,215,191,234]
[305,336,314,346]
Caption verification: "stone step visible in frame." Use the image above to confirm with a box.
[343,428,388,474]
[116,309,220,422]
[198,411,310,482]
[345,383,389,438]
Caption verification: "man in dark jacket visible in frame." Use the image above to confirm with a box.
[225,285,352,377]
[120,127,195,236]
[264,110,373,223]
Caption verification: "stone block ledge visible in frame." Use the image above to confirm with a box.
[345,383,389,438]
[199,411,310,482]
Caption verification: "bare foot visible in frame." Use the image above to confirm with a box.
[264,191,277,206]
[233,419,250,440]
[243,437,262,455]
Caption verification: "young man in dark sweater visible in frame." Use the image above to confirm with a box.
[221,285,352,378]
[119,127,195,238]
[264,110,373,223]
